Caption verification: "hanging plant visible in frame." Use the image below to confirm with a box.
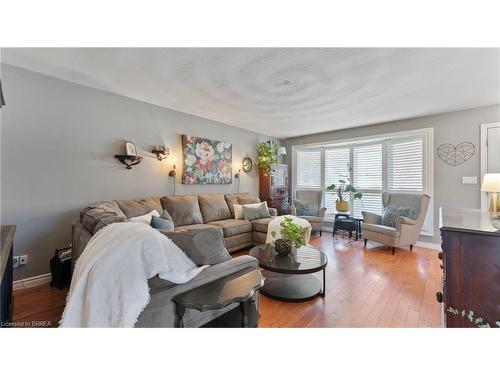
[256,140,279,174]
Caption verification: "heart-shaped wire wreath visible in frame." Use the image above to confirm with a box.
[437,142,475,166]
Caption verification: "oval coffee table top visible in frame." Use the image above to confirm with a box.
[249,243,327,275]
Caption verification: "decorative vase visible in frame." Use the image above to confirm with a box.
[274,239,293,256]
[336,200,350,212]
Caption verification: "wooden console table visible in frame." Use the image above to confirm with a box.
[1,225,16,326]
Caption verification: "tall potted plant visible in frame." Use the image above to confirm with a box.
[326,163,362,212]
[256,140,279,175]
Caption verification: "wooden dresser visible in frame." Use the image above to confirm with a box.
[439,208,500,327]
[259,164,289,215]
[1,225,16,326]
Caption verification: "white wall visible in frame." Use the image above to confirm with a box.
[0,64,276,280]
[283,104,500,244]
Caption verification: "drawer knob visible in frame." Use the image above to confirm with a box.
[438,251,443,260]
[436,292,443,303]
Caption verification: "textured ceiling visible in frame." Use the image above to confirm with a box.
[2,48,499,138]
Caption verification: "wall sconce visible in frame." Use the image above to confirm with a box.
[168,156,177,195]
[152,145,169,161]
[0,79,5,108]
[234,162,242,193]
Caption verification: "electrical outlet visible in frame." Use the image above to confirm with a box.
[13,256,20,268]
[19,255,28,266]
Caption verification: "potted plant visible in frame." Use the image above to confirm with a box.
[326,163,362,212]
[256,140,279,175]
[271,217,306,256]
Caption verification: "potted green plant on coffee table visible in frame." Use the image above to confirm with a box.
[271,217,306,256]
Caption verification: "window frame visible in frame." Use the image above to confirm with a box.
[292,127,434,237]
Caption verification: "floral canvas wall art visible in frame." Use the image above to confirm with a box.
[182,135,233,184]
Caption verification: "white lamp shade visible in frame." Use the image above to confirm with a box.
[277,147,287,156]
[481,173,500,192]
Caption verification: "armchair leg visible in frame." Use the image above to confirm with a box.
[410,244,413,251]
[364,238,367,247]
[391,247,396,255]
[319,230,322,237]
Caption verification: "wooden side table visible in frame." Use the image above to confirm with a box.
[173,269,264,328]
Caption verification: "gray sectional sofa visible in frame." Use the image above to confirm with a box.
[71,192,276,327]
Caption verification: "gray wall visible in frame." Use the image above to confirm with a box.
[1,64,275,280]
[283,104,500,244]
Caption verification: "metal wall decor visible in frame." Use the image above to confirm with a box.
[437,142,475,166]
[242,156,253,173]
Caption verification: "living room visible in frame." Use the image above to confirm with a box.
[1,1,499,373]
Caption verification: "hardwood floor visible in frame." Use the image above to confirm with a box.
[11,234,443,327]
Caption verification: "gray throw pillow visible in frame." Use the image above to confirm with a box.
[242,202,271,221]
[293,199,312,216]
[165,228,231,266]
[150,210,175,231]
[381,206,412,228]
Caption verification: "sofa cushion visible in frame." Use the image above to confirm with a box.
[161,195,204,227]
[173,223,222,234]
[224,232,252,251]
[362,223,399,237]
[115,197,163,218]
[80,201,126,234]
[165,228,231,266]
[242,202,271,221]
[198,194,231,223]
[129,209,160,224]
[224,193,251,216]
[208,219,252,237]
[251,217,274,233]
[239,196,261,205]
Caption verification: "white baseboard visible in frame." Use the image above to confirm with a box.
[13,273,52,290]
[416,241,442,251]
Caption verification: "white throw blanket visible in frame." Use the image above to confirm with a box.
[60,222,207,328]
[265,215,312,244]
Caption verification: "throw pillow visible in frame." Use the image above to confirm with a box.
[242,201,271,221]
[293,199,313,216]
[129,210,160,224]
[381,206,412,228]
[150,210,175,231]
[165,228,231,266]
[233,204,244,220]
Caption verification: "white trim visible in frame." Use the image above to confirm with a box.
[480,122,500,210]
[13,273,52,290]
[416,241,442,251]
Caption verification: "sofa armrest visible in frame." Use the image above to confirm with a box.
[268,207,278,216]
[362,211,382,224]
[290,206,297,215]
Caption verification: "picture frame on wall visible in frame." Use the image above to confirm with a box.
[182,135,233,184]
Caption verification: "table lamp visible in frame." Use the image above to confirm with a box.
[481,173,500,228]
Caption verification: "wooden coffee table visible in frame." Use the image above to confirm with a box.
[249,244,328,302]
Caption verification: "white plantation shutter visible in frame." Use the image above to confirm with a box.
[353,192,382,217]
[387,138,424,192]
[353,144,383,190]
[324,148,350,212]
[296,149,321,189]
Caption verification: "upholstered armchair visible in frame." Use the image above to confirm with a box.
[290,190,327,236]
[362,192,430,255]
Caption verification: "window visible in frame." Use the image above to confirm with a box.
[324,148,350,213]
[293,128,434,236]
[295,149,321,189]
[387,137,423,192]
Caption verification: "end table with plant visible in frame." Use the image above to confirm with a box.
[271,217,306,256]
[326,163,362,212]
